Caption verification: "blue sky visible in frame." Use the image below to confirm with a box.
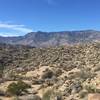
[0,0,100,36]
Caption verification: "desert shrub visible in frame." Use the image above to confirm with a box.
[42,69,54,79]
[79,90,88,98]
[42,89,62,100]
[7,82,18,96]
[7,80,31,96]
[85,84,100,94]
[17,80,31,89]
[67,69,96,81]
[9,71,21,80]
[55,69,62,77]
[85,84,96,93]
[78,68,96,80]
[42,89,52,100]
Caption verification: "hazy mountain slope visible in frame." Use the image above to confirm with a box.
[0,30,100,47]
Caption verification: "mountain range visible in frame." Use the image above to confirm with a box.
[0,30,100,99]
[0,30,100,47]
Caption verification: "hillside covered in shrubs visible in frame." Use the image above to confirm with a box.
[0,42,100,100]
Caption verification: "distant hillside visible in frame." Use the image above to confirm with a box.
[0,42,100,71]
[0,30,100,47]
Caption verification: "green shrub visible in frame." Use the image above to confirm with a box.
[7,82,19,96]
[42,89,62,100]
[17,80,31,89]
[85,85,100,93]
[42,89,52,100]
[7,80,31,96]
[85,84,96,93]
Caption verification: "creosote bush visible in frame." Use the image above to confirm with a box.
[7,80,31,96]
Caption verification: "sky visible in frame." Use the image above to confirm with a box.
[0,0,100,36]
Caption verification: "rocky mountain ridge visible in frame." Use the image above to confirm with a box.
[0,30,100,47]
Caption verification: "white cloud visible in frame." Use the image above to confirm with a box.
[0,32,20,37]
[0,22,33,33]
